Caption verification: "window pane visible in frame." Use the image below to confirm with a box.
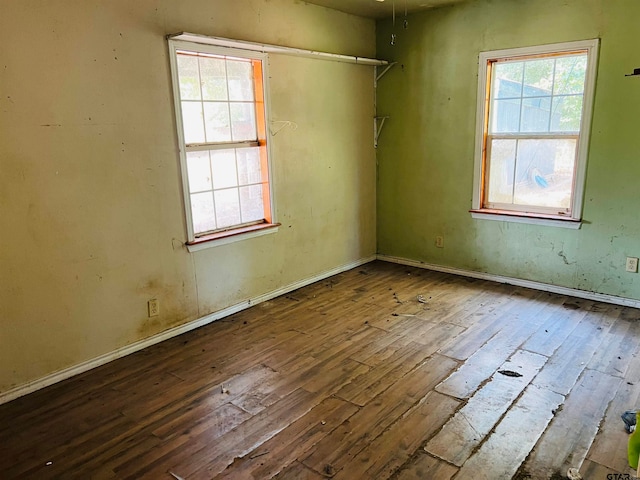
[181,101,205,143]
[199,56,228,101]
[211,149,238,189]
[240,185,265,223]
[191,192,216,234]
[214,189,241,228]
[237,147,262,185]
[491,98,521,133]
[494,62,523,98]
[522,59,554,97]
[227,60,254,101]
[550,95,583,132]
[487,139,517,204]
[512,139,577,209]
[177,55,201,101]
[186,151,212,193]
[554,55,587,95]
[230,103,257,141]
[521,97,551,132]
[203,102,231,142]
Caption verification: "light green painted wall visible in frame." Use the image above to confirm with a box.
[0,0,376,394]
[376,0,640,301]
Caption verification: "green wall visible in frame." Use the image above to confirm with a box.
[376,0,640,301]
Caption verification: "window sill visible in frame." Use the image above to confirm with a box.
[186,223,280,252]
[470,210,582,230]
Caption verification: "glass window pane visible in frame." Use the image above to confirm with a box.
[181,101,205,144]
[491,98,521,133]
[230,103,257,141]
[199,56,228,101]
[177,54,201,101]
[186,151,212,193]
[521,97,551,132]
[550,95,583,132]
[554,55,587,95]
[214,188,241,228]
[227,60,254,101]
[522,59,554,97]
[487,139,517,204]
[191,192,216,234]
[203,102,231,142]
[240,185,265,223]
[237,147,262,185]
[211,149,238,189]
[494,62,523,98]
[512,139,577,209]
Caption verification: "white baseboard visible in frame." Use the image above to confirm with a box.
[0,255,376,406]
[378,254,640,309]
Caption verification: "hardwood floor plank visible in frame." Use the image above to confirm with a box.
[302,353,458,476]
[162,388,317,479]
[532,305,621,395]
[215,397,358,479]
[335,341,431,406]
[438,288,546,361]
[332,391,460,479]
[521,298,593,357]
[454,385,564,480]
[587,343,640,471]
[273,461,325,480]
[426,349,547,466]
[435,294,555,399]
[520,368,621,479]
[395,453,458,480]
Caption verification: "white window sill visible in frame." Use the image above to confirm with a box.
[470,211,582,230]
[186,223,280,252]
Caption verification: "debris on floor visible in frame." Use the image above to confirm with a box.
[566,467,582,480]
[323,464,336,476]
[417,294,428,304]
[622,410,637,433]
[498,370,523,378]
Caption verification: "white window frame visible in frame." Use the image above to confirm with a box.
[168,38,278,251]
[471,39,599,229]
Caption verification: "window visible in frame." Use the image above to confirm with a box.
[168,40,276,248]
[472,40,599,227]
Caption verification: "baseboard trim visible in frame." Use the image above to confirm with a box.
[0,255,376,406]
[377,254,640,309]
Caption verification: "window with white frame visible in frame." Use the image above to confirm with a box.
[168,40,275,246]
[472,39,599,226]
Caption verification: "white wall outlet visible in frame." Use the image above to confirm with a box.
[435,235,444,248]
[626,257,639,273]
[148,299,160,317]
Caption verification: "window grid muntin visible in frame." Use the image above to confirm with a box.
[175,47,270,238]
[484,50,588,215]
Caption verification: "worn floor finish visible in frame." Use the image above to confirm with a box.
[2,261,640,479]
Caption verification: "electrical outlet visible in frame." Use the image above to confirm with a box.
[148,299,160,317]
[435,235,444,248]
[626,257,639,273]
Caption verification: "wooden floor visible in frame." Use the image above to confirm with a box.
[2,261,640,479]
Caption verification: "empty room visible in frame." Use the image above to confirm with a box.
[2,0,640,478]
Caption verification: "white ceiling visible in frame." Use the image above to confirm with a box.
[304,0,467,19]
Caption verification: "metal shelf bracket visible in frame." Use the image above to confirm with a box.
[374,116,389,149]
[374,62,397,148]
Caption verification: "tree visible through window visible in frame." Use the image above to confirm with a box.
[472,40,599,223]
[169,41,273,245]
